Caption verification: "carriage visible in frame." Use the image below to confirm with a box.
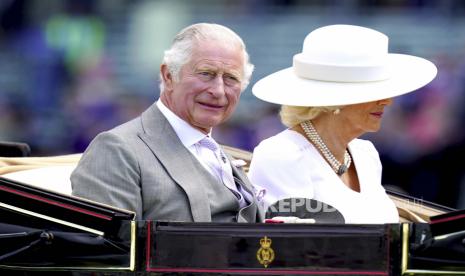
[0,142,463,275]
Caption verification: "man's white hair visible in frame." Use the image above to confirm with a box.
[159,23,254,93]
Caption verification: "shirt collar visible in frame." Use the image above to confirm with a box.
[156,100,209,148]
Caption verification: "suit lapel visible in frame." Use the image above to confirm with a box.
[228,153,264,222]
[137,104,212,222]
[227,152,255,199]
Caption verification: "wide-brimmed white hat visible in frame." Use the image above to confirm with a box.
[252,24,437,107]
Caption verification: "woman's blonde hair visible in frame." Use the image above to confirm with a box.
[279,105,341,127]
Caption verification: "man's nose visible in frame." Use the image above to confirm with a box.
[209,75,225,96]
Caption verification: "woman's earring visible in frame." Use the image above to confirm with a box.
[333,108,340,115]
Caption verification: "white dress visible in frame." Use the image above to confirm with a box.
[248,129,398,224]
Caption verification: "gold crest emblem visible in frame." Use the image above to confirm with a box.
[256,236,275,268]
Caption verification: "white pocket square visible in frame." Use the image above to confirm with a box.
[231,159,247,168]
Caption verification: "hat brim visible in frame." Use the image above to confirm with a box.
[252,54,437,107]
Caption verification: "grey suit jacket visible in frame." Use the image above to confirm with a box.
[71,103,264,222]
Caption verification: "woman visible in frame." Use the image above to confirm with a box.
[248,24,437,224]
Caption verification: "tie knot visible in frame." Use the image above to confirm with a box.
[199,136,219,152]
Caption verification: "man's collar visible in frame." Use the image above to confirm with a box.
[156,100,209,147]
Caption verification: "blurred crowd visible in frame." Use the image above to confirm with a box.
[1,0,465,208]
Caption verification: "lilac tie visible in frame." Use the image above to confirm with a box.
[199,136,246,206]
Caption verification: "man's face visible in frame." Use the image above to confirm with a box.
[161,40,244,134]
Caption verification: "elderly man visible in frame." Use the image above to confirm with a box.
[71,23,264,223]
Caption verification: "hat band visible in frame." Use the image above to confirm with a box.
[293,55,391,82]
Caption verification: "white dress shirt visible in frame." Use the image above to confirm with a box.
[156,100,211,171]
[156,100,247,207]
[248,129,399,224]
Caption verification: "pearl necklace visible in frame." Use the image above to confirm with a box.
[300,120,351,176]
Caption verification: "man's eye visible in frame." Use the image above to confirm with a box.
[224,75,240,86]
[225,75,238,81]
[198,71,214,78]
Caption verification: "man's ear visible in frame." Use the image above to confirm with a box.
[160,64,174,91]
